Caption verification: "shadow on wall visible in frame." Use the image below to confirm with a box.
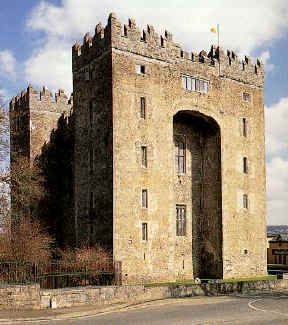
[36,109,75,248]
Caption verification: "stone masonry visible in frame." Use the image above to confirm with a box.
[73,13,267,284]
[9,85,74,245]
[10,85,72,163]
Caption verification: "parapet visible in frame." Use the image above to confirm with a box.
[10,85,72,114]
[72,13,264,87]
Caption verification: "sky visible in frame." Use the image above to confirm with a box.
[0,0,288,225]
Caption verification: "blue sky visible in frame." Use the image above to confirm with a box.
[0,0,288,224]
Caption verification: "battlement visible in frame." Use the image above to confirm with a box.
[72,13,264,87]
[10,85,72,114]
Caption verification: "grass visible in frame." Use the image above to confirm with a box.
[219,275,277,283]
[145,275,277,287]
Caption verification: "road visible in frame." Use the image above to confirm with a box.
[15,291,288,325]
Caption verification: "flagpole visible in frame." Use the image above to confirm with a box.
[217,23,220,76]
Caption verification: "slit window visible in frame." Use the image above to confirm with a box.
[89,147,94,173]
[176,205,186,236]
[89,191,95,211]
[142,189,148,208]
[243,194,248,209]
[142,223,148,241]
[242,118,247,137]
[89,102,93,127]
[243,157,248,174]
[141,146,147,168]
[140,97,146,119]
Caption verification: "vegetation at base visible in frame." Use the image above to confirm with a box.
[219,275,277,283]
[145,275,277,287]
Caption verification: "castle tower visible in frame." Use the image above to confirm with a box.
[73,13,267,283]
[9,85,72,163]
[9,85,74,245]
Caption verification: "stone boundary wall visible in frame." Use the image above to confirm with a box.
[0,280,287,310]
[0,284,41,310]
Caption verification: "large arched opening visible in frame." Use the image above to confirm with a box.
[173,110,223,278]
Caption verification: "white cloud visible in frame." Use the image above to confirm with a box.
[265,97,288,159]
[24,40,72,94]
[259,50,274,73]
[24,0,288,93]
[265,98,288,224]
[0,50,16,77]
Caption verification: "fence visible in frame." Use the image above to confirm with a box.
[0,259,117,289]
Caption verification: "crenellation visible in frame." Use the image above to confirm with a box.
[72,14,263,87]
[10,85,71,115]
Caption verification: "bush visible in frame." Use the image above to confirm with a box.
[0,216,54,264]
[58,244,112,270]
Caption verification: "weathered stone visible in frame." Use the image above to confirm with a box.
[73,14,267,284]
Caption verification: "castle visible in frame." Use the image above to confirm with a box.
[10,13,267,284]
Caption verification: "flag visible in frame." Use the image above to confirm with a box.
[210,26,217,33]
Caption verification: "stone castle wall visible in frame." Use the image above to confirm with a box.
[73,13,266,284]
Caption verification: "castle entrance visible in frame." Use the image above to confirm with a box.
[173,111,223,278]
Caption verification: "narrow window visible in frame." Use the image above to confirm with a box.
[140,97,146,119]
[142,223,148,241]
[89,191,94,211]
[195,78,200,91]
[136,64,145,74]
[141,146,147,168]
[176,205,186,236]
[191,78,196,91]
[175,137,186,174]
[242,118,247,137]
[182,75,187,89]
[89,147,94,173]
[142,189,148,208]
[243,194,248,209]
[123,25,127,37]
[186,77,192,91]
[160,36,164,47]
[89,101,93,128]
[243,157,248,174]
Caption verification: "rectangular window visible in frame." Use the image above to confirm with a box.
[176,205,186,236]
[243,194,248,209]
[175,137,186,174]
[142,189,148,208]
[141,146,147,168]
[242,118,247,137]
[182,75,209,93]
[243,92,251,102]
[142,223,148,241]
[136,64,145,74]
[243,157,248,174]
[140,97,146,119]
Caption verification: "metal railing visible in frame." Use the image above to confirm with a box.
[0,259,116,289]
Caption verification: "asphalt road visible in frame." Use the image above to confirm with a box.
[39,291,288,325]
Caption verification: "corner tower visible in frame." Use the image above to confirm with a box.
[73,13,266,283]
